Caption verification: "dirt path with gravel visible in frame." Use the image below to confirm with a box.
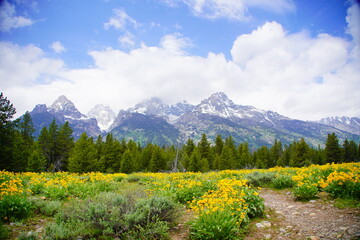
[246,189,360,240]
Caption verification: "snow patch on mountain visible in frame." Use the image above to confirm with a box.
[87,104,116,131]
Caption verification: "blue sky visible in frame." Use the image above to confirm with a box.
[0,0,359,120]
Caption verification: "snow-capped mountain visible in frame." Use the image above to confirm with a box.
[49,95,87,120]
[27,93,360,148]
[30,96,101,138]
[195,92,289,127]
[126,97,195,124]
[87,104,116,131]
[317,117,360,135]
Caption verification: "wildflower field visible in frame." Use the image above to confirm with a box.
[1,162,359,239]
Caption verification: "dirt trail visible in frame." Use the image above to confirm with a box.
[246,189,360,240]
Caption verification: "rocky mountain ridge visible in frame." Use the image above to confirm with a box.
[28,93,360,148]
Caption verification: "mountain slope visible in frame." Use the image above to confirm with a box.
[30,96,101,139]
[110,111,180,146]
[27,93,360,148]
[317,117,360,136]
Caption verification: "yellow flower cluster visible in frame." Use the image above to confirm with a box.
[190,178,252,224]
[0,178,24,199]
[0,171,27,199]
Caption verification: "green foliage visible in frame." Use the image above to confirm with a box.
[44,191,179,240]
[243,188,265,218]
[0,194,33,222]
[245,171,275,187]
[271,174,295,189]
[0,223,10,239]
[31,198,62,217]
[293,182,319,200]
[190,210,242,240]
[325,179,360,199]
[68,132,98,173]
[325,132,342,164]
[334,198,360,209]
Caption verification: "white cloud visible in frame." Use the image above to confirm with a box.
[50,41,66,53]
[346,3,360,46]
[104,8,138,30]
[162,0,295,21]
[1,4,359,121]
[119,32,136,48]
[0,0,34,31]
[160,33,192,55]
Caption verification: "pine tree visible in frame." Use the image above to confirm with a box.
[11,131,27,172]
[198,133,210,162]
[290,138,310,167]
[184,138,195,157]
[325,133,341,163]
[56,122,74,171]
[140,143,153,172]
[188,148,202,172]
[95,135,105,172]
[342,139,358,163]
[270,139,283,167]
[48,119,60,171]
[255,146,270,169]
[120,149,133,173]
[0,92,17,171]
[238,142,251,168]
[214,135,224,156]
[26,142,47,172]
[38,126,51,169]
[68,133,97,173]
[149,146,165,172]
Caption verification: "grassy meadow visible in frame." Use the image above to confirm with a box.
[1,162,359,239]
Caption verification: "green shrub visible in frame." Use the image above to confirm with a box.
[245,172,275,187]
[45,191,179,239]
[0,194,33,222]
[0,223,10,239]
[31,198,62,217]
[271,174,295,189]
[243,188,264,218]
[190,209,242,240]
[131,196,180,224]
[293,182,319,201]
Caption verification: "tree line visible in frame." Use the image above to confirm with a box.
[1,93,360,173]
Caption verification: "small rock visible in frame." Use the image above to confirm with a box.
[264,234,271,239]
[340,215,344,218]
[280,228,287,233]
[265,214,270,219]
[292,211,301,216]
[309,236,320,240]
[36,227,43,233]
[40,196,46,200]
[287,205,294,209]
[262,221,272,227]
[339,227,348,231]
[310,213,316,217]
[286,225,293,229]
[286,191,291,195]
[275,210,284,215]
[256,223,265,229]
[309,200,316,203]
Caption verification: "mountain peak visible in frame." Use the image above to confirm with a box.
[88,104,116,131]
[129,96,168,115]
[50,95,73,111]
[49,95,85,120]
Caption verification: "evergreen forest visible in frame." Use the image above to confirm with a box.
[1,93,360,173]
